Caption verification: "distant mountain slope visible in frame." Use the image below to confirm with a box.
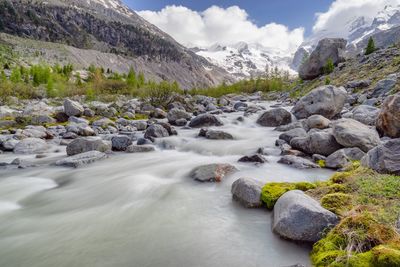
[0,0,231,88]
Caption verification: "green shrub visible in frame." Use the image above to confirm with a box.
[324,58,335,75]
[365,37,376,56]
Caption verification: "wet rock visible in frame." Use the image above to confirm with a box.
[126,145,155,153]
[275,121,306,132]
[279,128,307,143]
[326,148,365,169]
[278,155,320,169]
[144,124,169,140]
[238,154,267,164]
[257,108,292,127]
[273,190,339,242]
[189,163,238,182]
[189,114,223,128]
[291,85,347,119]
[332,119,380,152]
[233,102,248,110]
[361,138,400,175]
[167,108,191,125]
[64,99,84,117]
[376,93,400,138]
[231,178,263,208]
[14,138,48,154]
[305,115,331,130]
[111,135,132,151]
[205,130,233,140]
[2,139,19,151]
[66,137,111,156]
[151,108,167,119]
[56,151,107,168]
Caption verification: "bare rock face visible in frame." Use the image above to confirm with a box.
[376,93,400,138]
[299,38,347,80]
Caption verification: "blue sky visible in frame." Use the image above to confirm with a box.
[125,0,334,34]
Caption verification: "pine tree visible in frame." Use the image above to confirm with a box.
[323,58,334,74]
[365,37,376,55]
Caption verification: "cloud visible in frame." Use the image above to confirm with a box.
[137,5,304,55]
[313,0,400,37]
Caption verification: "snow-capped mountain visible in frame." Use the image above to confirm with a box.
[195,42,295,80]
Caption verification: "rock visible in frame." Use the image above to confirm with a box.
[64,99,84,117]
[238,154,267,164]
[66,137,111,156]
[68,116,89,125]
[189,163,238,182]
[83,108,95,117]
[273,190,339,242]
[350,105,380,126]
[152,108,167,119]
[144,124,169,140]
[14,138,48,154]
[326,148,365,169]
[306,115,331,129]
[167,108,191,125]
[376,93,400,138]
[346,79,371,89]
[132,121,147,131]
[174,118,188,126]
[361,138,400,175]
[66,123,95,137]
[290,129,343,157]
[278,155,320,169]
[275,121,306,132]
[257,108,292,127]
[279,128,307,143]
[56,151,107,168]
[92,118,115,128]
[370,77,397,98]
[2,139,19,151]
[233,102,248,110]
[332,119,381,152]
[137,138,152,145]
[31,115,56,125]
[299,38,346,80]
[205,130,233,140]
[111,135,132,151]
[291,85,347,119]
[189,114,223,128]
[125,145,155,153]
[231,178,263,208]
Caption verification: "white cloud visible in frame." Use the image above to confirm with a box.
[137,5,304,55]
[313,0,400,37]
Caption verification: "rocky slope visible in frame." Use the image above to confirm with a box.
[0,0,231,88]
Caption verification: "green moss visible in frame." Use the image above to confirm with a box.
[294,182,317,191]
[347,252,374,267]
[134,113,149,120]
[372,245,400,267]
[317,160,326,168]
[321,193,353,215]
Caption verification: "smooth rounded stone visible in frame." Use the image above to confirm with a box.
[14,138,48,154]
[332,118,381,152]
[325,148,365,169]
[233,102,248,110]
[273,190,339,243]
[152,108,167,119]
[68,116,89,125]
[10,158,37,169]
[189,163,238,183]
[31,115,56,125]
[205,130,233,140]
[56,151,107,168]
[111,135,132,151]
[83,108,95,117]
[290,129,343,157]
[189,114,223,128]
[349,105,380,126]
[132,121,147,131]
[92,118,115,128]
[361,138,400,175]
[376,93,400,138]
[157,122,177,136]
[144,124,169,140]
[231,178,263,208]
[278,155,320,169]
[66,123,95,137]
[238,154,267,164]
[64,99,84,117]
[257,108,292,127]
[370,77,397,98]
[174,118,188,126]
[66,137,111,156]
[305,115,331,129]
[125,145,155,153]
[279,128,307,143]
[2,139,19,151]
[275,121,306,132]
[291,85,347,119]
[20,126,48,139]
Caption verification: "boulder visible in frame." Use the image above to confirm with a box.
[231,178,263,208]
[279,128,307,143]
[189,163,238,182]
[189,114,223,128]
[299,38,346,80]
[370,77,397,98]
[278,155,320,169]
[64,99,84,117]
[350,105,380,126]
[14,138,48,154]
[126,145,155,153]
[111,135,132,151]
[238,154,267,164]
[167,108,191,125]
[376,93,400,138]
[257,108,292,127]
[291,85,347,119]
[144,124,169,140]
[56,151,107,168]
[152,108,167,119]
[273,190,339,242]
[326,148,365,169]
[332,119,381,152]
[205,130,233,140]
[361,139,400,175]
[66,137,111,156]
[306,115,331,129]
[31,115,56,125]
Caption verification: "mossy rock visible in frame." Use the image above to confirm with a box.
[372,245,400,267]
[311,249,346,267]
[321,193,352,215]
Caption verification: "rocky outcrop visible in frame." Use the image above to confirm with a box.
[189,163,238,182]
[362,139,400,175]
[376,93,400,138]
[273,190,339,242]
[291,86,347,119]
[231,178,263,208]
[257,108,292,127]
[299,38,347,80]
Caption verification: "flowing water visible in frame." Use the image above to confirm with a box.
[0,102,332,267]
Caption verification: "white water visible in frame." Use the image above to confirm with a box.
[0,102,332,267]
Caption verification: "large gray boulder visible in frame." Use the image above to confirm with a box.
[111,135,132,151]
[278,155,320,169]
[257,108,292,127]
[64,99,84,117]
[273,190,339,242]
[332,119,381,152]
[326,148,365,169]
[291,86,347,119]
[361,139,400,175]
[279,128,307,143]
[56,151,107,168]
[167,108,191,125]
[14,138,48,154]
[348,105,380,126]
[299,38,346,80]
[376,93,400,138]
[189,163,238,182]
[231,178,263,208]
[189,114,223,128]
[370,77,397,98]
[66,137,111,156]
[144,124,169,140]
[290,129,343,156]
[205,130,233,140]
